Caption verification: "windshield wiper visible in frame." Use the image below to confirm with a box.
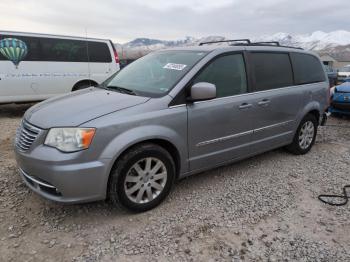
[106,85,137,96]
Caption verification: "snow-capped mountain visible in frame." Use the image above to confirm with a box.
[116,30,350,59]
[116,36,226,59]
[120,36,225,50]
[123,36,196,49]
[254,30,350,50]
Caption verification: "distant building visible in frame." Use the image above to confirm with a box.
[319,53,350,69]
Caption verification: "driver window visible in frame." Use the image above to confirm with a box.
[193,54,247,98]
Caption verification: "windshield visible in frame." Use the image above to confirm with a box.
[103,50,208,97]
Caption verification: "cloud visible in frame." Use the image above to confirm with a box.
[0,0,349,43]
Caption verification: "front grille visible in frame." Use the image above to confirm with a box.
[16,121,41,152]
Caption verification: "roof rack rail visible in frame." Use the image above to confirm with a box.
[198,38,303,50]
[252,41,280,46]
[280,45,303,50]
[199,39,251,46]
[252,41,303,49]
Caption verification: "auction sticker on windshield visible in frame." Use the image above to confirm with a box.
[163,63,187,71]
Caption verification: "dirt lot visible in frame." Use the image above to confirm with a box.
[0,103,349,262]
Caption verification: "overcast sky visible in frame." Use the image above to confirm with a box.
[1,0,349,43]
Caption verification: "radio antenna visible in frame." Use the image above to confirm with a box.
[85,27,92,87]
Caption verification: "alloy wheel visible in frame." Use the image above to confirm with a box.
[298,121,315,150]
[124,157,167,204]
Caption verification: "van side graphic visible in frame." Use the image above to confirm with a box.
[0,38,28,69]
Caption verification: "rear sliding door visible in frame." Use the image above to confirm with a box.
[247,52,302,153]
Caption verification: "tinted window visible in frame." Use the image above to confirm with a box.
[0,35,111,63]
[251,52,293,91]
[41,38,87,62]
[0,35,41,61]
[291,53,326,84]
[193,54,247,98]
[87,41,112,62]
[41,39,111,63]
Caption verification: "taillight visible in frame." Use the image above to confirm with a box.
[113,50,119,64]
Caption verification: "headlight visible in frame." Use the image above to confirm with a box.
[44,128,96,152]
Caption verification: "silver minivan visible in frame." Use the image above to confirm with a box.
[14,40,329,212]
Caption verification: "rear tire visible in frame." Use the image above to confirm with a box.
[108,143,175,212]
[286,114,318,155]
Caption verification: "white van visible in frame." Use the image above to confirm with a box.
[0,31,120,103]
[337,65,350,82]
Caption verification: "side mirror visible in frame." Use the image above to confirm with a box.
[188,82,216,102]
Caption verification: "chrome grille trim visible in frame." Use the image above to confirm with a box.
[15,121,41,152]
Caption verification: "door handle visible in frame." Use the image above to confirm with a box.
[258,99,270,106]
[239,103,252,109]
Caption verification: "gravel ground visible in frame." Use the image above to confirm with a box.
[0,103,349,262]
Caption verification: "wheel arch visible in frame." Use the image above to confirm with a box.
[297,102,322,127]
[104,137,182,201]
[102,124,187,195]
[306,109,320,125]
[72,79,98,91]
[109,138,181,178]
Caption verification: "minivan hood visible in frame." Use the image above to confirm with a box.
[24,88,150,129]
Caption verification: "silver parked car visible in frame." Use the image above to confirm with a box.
[14,40,329,212]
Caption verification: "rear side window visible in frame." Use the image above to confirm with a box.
[193,54,247,98]
[290,53,326,84]
[251,52,293,91]
[87,41,112,62]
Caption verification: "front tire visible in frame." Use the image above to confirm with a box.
[286,114,318,155]
[108,143,175,212]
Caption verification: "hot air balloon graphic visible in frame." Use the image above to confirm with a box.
[0,38,28,68]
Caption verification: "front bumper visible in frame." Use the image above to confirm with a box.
[15,145,112,204]
[329,99,350,115]
[328,106,350,115]
[331,101,350,111]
